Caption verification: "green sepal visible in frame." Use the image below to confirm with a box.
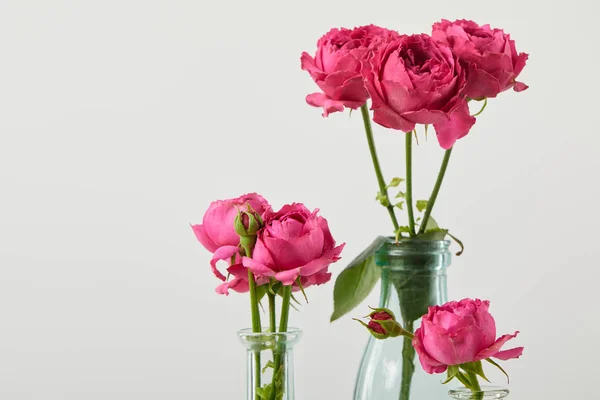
[447,231,465,256]
[485,358,510,383]
[456,371,473,389]
[442,365,459,384]
[460,361,490,383]
[295,276,309,303]
[416,200,429,212]
[394,202,404,210]
[330,237,387,321]
[424,124,429,141]
[472,97,488,117]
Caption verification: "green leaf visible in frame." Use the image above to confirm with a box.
[486,358,510,383]
[386,177,405,188]
[394,202,404,210]
[442,365,459,384]
[416,200,429,212]
[256,383,273,400]
[395,191,405,199]
[460,361,490,383]
[424,216,439,231]
[330,237,387,322]
[396,226,411,233]
[418,227,448,240]
[375,192,390,207]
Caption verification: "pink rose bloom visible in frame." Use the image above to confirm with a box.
[363,34,475,149]
[413,298,524,374]
[301,25,399,117]
[191,193,271,294]
[243,203,345,285]
[432,19,528,99]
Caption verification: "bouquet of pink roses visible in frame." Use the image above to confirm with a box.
[192,193,344,400]
[301,19,528,400]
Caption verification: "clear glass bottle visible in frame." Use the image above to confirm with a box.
[448,387,510,399]
[354,239,451,400]
[238,328,302,400]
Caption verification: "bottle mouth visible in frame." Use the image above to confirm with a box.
[237,327,302,350]
[448,386,509,399]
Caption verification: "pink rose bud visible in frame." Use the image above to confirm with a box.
[356,307,406,339]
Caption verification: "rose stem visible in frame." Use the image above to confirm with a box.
[399,320,415,400]
[466,371,483,400]
[269,285,292,400]
[268,292,277,333]
[247,270,262,398]
[405,131,416,236]
[418,148,453,235]
[360,104,400,234]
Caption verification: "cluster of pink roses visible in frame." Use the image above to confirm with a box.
[302,20,528,149]
[192,193,345,295]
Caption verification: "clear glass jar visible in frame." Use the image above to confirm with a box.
[354,239,451,400]
[448,387,510,399]
[238,328,302,400]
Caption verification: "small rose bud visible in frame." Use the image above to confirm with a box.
[234,205,264,237]
[234,204,264,256]
[355,307,407,340]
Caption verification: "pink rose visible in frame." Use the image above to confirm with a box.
[191,193,271,294]
[242,203,345,285]
[301,25,399,117]
[432,19,529,99]
[363,34,475,149]
[413,298,524,374]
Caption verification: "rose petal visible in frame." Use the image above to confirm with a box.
[306,93,346,117]
[433,100,475,149]
[242,256,275,277]
[191,224,218,253]
[413,327,448,374]
[210,245,240,281]
[492,346,524,361]
[475,331,520,361]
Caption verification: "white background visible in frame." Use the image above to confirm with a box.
[0,0,598,399]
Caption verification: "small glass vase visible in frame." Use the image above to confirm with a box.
[448,387,510,399]
[354,238,451,400]
[238,328,302,400]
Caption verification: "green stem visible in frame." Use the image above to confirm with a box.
[467,371,483,400]
[269,285,292,400]
[247,269,262,399]
[268,292,276,333]
[360,104,400,233]
[405,131,416,236]
[418,148,453,235]
[399,320,415,400]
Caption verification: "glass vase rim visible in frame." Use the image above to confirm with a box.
[448,386,509,399]
[237,327,302,348]
[380,236,451,247]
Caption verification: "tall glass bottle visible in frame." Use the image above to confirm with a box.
[354,239,451,400]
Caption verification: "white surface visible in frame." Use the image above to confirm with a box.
[0,1,598,399]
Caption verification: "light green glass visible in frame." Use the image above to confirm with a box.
[238,328,301,400]
[354,239,451,400]
[449,387,510,399]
